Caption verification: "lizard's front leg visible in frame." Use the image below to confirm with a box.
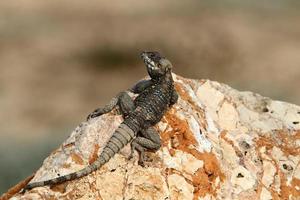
[87,78,153,120]
[87,91,134,120]
[130,79,153,94]
[129,127,161,166]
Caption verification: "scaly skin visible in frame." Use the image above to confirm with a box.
[23,51,178,191]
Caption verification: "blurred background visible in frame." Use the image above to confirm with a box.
[1,0,300,194]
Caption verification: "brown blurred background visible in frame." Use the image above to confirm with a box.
[1,0,300,194]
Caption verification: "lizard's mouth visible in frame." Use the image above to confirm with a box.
[146,60,158,70]
[141,53,159,71]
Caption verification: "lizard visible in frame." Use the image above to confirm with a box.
[23,51,178,191]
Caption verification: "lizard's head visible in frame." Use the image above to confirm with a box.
[141,51,173,79]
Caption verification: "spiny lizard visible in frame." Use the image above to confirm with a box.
[23,51,178,191]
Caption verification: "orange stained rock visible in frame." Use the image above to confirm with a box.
[256,130,300,199]
[161,111,224,199]
[220,131,243,158]
[0,174,34,200]
[50,182,67,193]
[71,153,84,165]
[89,144,100,164]
[174,82,207,130]
[270,171,300,199]
[191,151,225,199]
[62,163,71,169]
[161,110,197,150]
[256,130,300,156]
[192,168,213,198]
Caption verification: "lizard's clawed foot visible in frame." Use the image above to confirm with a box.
[130,141,146,166]
[128,151,134,160]
[20,188,26,194]
[86,109,101,121]
[138,160,145,167]
[128,151,146,167]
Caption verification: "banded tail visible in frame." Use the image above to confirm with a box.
[24,122,136,190]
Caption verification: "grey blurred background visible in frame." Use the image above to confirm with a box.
[1,0,300,194]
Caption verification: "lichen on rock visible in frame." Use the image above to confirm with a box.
[3,74,300,200]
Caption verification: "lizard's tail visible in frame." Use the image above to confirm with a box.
[24,122,136,191]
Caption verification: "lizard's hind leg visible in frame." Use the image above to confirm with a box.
[129,127,161,166]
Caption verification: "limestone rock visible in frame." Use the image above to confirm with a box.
[3,74,300,200]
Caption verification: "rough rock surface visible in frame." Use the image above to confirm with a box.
[4,74,300,200]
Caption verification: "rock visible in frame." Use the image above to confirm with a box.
[2,74,300,200]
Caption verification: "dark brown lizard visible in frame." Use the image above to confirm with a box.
[23,51,178,190]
